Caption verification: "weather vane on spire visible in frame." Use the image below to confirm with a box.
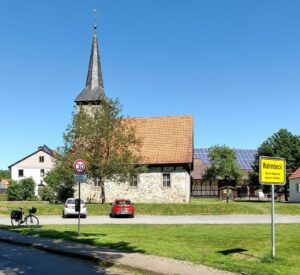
[93,9,97,34]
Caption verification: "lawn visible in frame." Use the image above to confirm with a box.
[6,223,300,275]
[0,198,300,216]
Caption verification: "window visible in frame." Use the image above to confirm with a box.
[40,169,45,177]
[297,183,300,193]
[163,173,171,187]
[39,156,44,162]
[130,176,138,187]
[18,169,24,177]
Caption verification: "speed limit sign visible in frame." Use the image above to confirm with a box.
[73,159,87,174]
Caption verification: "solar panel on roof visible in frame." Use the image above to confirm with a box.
[194,148,257,170]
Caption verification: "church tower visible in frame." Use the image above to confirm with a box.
[75,12,106,112]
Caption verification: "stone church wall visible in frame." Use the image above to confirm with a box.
[74,172,190,203]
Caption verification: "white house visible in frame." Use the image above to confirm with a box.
[8,145,55,195]
[289,167,300,202]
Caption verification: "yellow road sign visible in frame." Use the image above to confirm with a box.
[259,157,286,185]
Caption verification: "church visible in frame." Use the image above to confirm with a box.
[8,19,257,202]
[73,22,193,203]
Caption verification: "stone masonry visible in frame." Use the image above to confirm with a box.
[75,172,190,203]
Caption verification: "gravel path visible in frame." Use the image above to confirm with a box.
[1,214,300,225]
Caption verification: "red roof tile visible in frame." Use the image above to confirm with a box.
[289,167,300,179]
[125,115,193,165]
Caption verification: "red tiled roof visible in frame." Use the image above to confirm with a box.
[289,167,300,179]
[125,115,193,165]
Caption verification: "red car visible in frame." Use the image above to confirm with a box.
[110,199,135,218]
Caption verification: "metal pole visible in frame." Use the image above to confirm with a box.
[78,181,81,235]
[271,184,275,257]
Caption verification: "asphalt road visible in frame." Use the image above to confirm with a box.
[1,215,300,225]
[0,242,125,275]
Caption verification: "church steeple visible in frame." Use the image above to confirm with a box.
[75,10,106,106]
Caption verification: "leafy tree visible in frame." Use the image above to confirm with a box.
[249,129,300,201]
[60,98,144,203]
[43,164,74,202]
[204,145,242,203]
[0,170,10,180]
[38,185,55,202]
[7,178,35,201]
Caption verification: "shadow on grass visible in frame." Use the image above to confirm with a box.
[217,247,261,261]
[0,225,145,255]
[218,248,248,255]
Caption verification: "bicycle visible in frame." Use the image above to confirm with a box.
[10,207,39,227]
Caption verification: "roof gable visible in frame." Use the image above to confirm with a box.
[8,145,55,168]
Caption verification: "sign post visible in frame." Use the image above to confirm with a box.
[73,159,87,236]
[259,156,286,258]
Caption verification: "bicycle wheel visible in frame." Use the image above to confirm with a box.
[25,215,39,227]
[11,219,21,227]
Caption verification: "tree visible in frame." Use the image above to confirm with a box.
[7,178,35,201]
[59,98,144,203]
[203,145,242,203]
[38,185,55,202]
[0,170,10,180]
[249,129,300,201]
[43,164,75,202]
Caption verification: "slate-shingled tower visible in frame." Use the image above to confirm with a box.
[75,21,106,111]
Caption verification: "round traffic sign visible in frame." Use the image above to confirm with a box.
[73,159,87,174]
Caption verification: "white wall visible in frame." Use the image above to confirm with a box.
[289,178,300,202]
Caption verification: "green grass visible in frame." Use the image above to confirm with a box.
[0,198,300,216]
[5,224,300,275]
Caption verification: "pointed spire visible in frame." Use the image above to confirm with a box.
[93,9,97,36]
[75,10,106,104]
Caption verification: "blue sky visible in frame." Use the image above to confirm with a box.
[1,1,300,169]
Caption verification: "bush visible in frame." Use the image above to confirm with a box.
[44,166,75,202]
[20,178,35,199]
[7,178,35,201]
[7,180,23,201]
[39,186,55,202]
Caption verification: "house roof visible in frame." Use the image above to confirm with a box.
[192,148,256,180]
[191,160,250,180]
[125,115,193,165]
[8,145,54,168]
[289,167,300,179]
[194,148,257,170]
[191,159,210,179]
